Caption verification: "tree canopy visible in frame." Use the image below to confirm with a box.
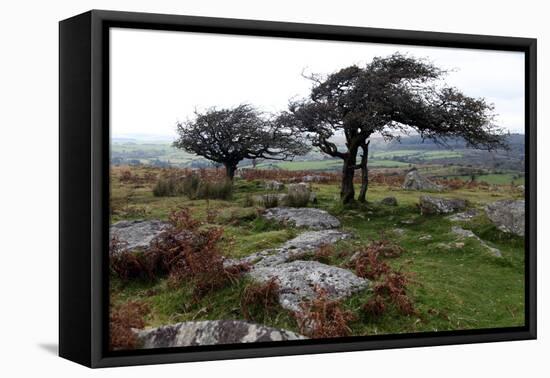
[278,53,507,203]
[174,104,308,180]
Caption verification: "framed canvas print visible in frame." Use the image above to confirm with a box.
[59,10,536,368]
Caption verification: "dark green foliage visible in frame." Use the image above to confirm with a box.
[173,104,309,180]
[280,53,507,203]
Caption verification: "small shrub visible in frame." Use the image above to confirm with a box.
[354,247,391,280]
[109,237,157,281]
[110,208,249,298]
[109,301,149,350]
[362,295,386,316]
[149,208,248,299]
[372,271,416,316]
[240,278,280,321]
[119,169,133,183]
[295,287,357,338]
[351,240,416,318]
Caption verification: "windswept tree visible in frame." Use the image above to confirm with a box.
[279,53,507,204]
[174,104,308,180]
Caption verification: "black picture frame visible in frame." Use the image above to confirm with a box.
[59,9,537,368]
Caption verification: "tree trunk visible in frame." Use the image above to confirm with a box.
[358,141,370,203]
[340,150,357,204]
[224,163,237,181]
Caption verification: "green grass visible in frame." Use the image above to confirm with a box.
[370,149,463,161]
[454,173,525,185]
[257,159,341,171]
[110,165,525,338]
[256,158,410,171]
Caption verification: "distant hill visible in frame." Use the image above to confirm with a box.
[110,133,525,172]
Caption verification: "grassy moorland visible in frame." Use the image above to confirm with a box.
[110,165,525,339]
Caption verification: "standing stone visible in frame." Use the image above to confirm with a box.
[485,200,525,236]
[402,168,443,191]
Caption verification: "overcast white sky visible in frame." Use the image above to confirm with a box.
[110,28,525,140]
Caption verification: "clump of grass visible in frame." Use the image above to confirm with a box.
[109,300,149,350]
[153,174,232,200]
[196,179,233,200]
[152,175,182,197]
[295,287,357,338]
[286,190,310,207]
[240,278,280,322]
[182,174,201,197]
[263,194,282,209]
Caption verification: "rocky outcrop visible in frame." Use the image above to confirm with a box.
[402,168,442,191]
[135,320,305,348]
[249,261,369,312]
[110,220,167,251]
[380,196,398,206]
[485,200,525,236]
[419,196,467,215]
[236,229,351,267]
[447,209,480,222]
[451,226,502,257]
[263,207,340,229]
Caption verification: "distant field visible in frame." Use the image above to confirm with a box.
[454,173,525,185]
[420,150,463,160]
[371,149,424,158]
[258,159,410,171]
[372,149,463,160]
[257,160,341,171]
[111,142,200,166]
